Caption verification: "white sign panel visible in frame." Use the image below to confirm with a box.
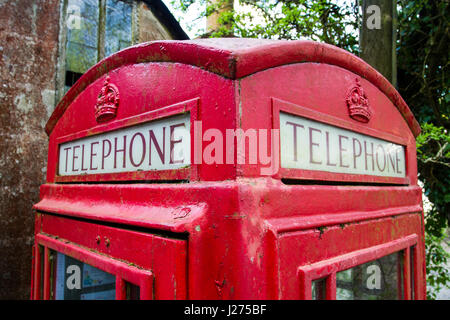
[59,113,190,176]
[280,112,406,178]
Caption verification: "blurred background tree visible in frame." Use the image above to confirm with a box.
[171,0,449,299]
[397,0,449,299]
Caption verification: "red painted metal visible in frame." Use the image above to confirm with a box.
[31,38,426,300]
[403,248,412,300]
[45,39,420,137]
[116,276,126,300]
[33,244,41,300]
[36,234,155,300]
[43,246,50,300]
[37,214,187,299]
[297,234,417,299]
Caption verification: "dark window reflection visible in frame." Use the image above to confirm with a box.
[125,281,140,300]
[311,278,326,300]
[336,251,403,300]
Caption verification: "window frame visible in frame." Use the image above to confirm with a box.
[33,233,153,300]
[297,234,418,300]
[56,0,139,102]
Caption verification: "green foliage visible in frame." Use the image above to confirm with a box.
[397,0,449,129]
[172,0,359,53]
[171,0,450,298]
[425,230,450,300]
[416,124,450,230]
[398,0,449,298]
[416,123,450,299]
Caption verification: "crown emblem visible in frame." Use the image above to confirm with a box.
[95,75,119,123]
[346,78,372,123]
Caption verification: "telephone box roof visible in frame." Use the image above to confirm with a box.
[46,38,420,137]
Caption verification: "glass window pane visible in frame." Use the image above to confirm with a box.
[54,252,116,300]
[125,281,140,300]
[336,251,403,300]
[39,246,44,299]
[65,0,99,73]
[410,246,415,300]
[311,278,326,300]
[49,249,57,299]
[105,0,132,57]
[64,70,83,93]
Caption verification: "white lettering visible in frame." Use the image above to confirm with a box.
[66,265,81,290]
[366,5,381,30]
[366,264,382,290]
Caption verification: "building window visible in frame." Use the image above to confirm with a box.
[54,0,186,103]
[60,0,136,93]
[105,0,133,57]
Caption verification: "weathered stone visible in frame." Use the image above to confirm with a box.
[0,0,59,299]
[0,0,185,300]
[138,2,174,41]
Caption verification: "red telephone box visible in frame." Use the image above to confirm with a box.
[31,38,426,300]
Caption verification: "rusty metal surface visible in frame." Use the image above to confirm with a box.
[0,0,59,299]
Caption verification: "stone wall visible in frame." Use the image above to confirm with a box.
[137,2,174,42]
[0,0,181,300]
[0,0,60,299]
